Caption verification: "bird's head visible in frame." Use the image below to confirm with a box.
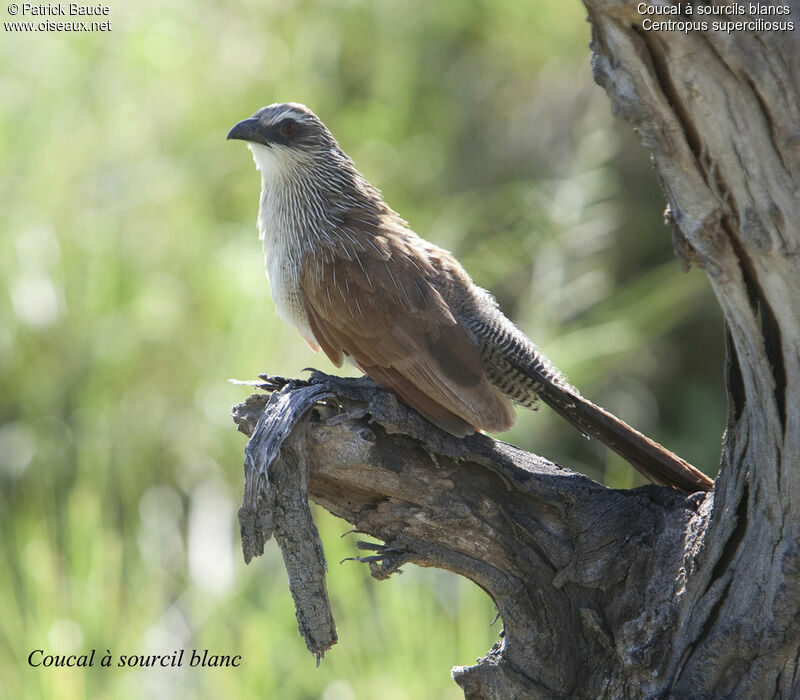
[227,102,339,178]
[228,102,398,227]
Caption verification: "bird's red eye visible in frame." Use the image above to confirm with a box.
[281,120,296,136]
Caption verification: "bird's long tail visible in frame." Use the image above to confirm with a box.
[469,311,714,494]
[532,379,713,493]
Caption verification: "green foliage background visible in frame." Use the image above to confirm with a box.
[0,1,724,698]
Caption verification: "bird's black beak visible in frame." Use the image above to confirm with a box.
[227,117,267,145]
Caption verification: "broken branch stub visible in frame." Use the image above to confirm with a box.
[234,381,337,661]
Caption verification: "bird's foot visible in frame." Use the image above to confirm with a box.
[341,540,409,581]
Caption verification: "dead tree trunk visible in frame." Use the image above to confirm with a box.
[231,4,800,697]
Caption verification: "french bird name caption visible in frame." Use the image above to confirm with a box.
[27,648,242,668]
[636,2,795,33]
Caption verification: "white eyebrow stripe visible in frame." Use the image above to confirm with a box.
[272,109,304,124]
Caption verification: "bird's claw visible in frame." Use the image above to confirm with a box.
[341,541,409,580]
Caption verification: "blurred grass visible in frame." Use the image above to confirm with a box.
[0,0,724,698]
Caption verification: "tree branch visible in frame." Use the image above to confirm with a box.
[233,373,705,697]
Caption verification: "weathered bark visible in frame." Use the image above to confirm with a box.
[583,1,800,696]
[232,4,800,697]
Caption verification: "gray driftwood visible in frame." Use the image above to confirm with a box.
[231,4,800,697]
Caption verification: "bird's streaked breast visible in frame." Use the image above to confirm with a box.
[252,145,316,341]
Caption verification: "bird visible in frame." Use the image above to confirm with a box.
[227,102,713,494]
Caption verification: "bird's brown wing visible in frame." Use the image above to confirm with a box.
[300,233,516,436]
